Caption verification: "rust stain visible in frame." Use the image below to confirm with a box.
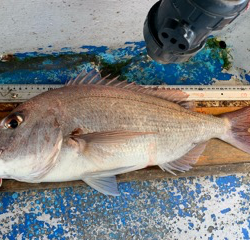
[0,54,16,62]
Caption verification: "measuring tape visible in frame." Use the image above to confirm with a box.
[0,84,250,102]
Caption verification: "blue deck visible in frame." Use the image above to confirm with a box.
[0,39,250,239]
[1,39,248,85]
[1,175,250,239]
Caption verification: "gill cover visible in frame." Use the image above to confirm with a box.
[24,120,63,180]
[0,113,63,182]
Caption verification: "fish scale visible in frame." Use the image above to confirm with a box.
[39,85,226,171]
[0,70,250,196]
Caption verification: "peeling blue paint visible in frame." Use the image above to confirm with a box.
[220,208,231,214]
[242,228,249,239]
[0,174,250,238]
[1,39,250,85]
[215,175,241,194]
[188,222,194,229]
[211,214,216,222]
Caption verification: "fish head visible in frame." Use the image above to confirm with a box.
[0,101,63,181]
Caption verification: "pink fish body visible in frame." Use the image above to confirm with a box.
[0,70,249,195]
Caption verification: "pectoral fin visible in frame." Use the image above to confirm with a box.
[69,130,155,196]
[70,130,155,144]
[69,130,155,162]
[83,175,120,196]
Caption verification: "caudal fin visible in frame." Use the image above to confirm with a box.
[220,107,250,154]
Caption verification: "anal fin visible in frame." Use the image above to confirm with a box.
[159,142,207,175]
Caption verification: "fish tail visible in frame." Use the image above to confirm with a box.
[219,107,250,154]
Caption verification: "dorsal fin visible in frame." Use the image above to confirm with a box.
[66,69,192,108]
[66,69,103,85]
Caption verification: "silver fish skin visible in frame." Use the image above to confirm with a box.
[0,70,249,195]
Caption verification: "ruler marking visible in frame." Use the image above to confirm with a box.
[0,84,250,102]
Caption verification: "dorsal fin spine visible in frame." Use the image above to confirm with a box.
[66,69,193,109]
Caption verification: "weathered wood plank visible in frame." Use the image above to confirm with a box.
[197,139,250,166]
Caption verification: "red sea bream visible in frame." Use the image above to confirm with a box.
[0,70,249,196]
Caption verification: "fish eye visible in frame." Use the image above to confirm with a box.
[4,114,23,129]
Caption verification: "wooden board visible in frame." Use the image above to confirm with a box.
[0,101,250,192]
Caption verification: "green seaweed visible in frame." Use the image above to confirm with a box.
[98,58,132,80]
[0,53,99,73]
[206,38,220,49]
[205,38,232,70]
[0,52,132,81]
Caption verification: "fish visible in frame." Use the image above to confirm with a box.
[0,69,250,196]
